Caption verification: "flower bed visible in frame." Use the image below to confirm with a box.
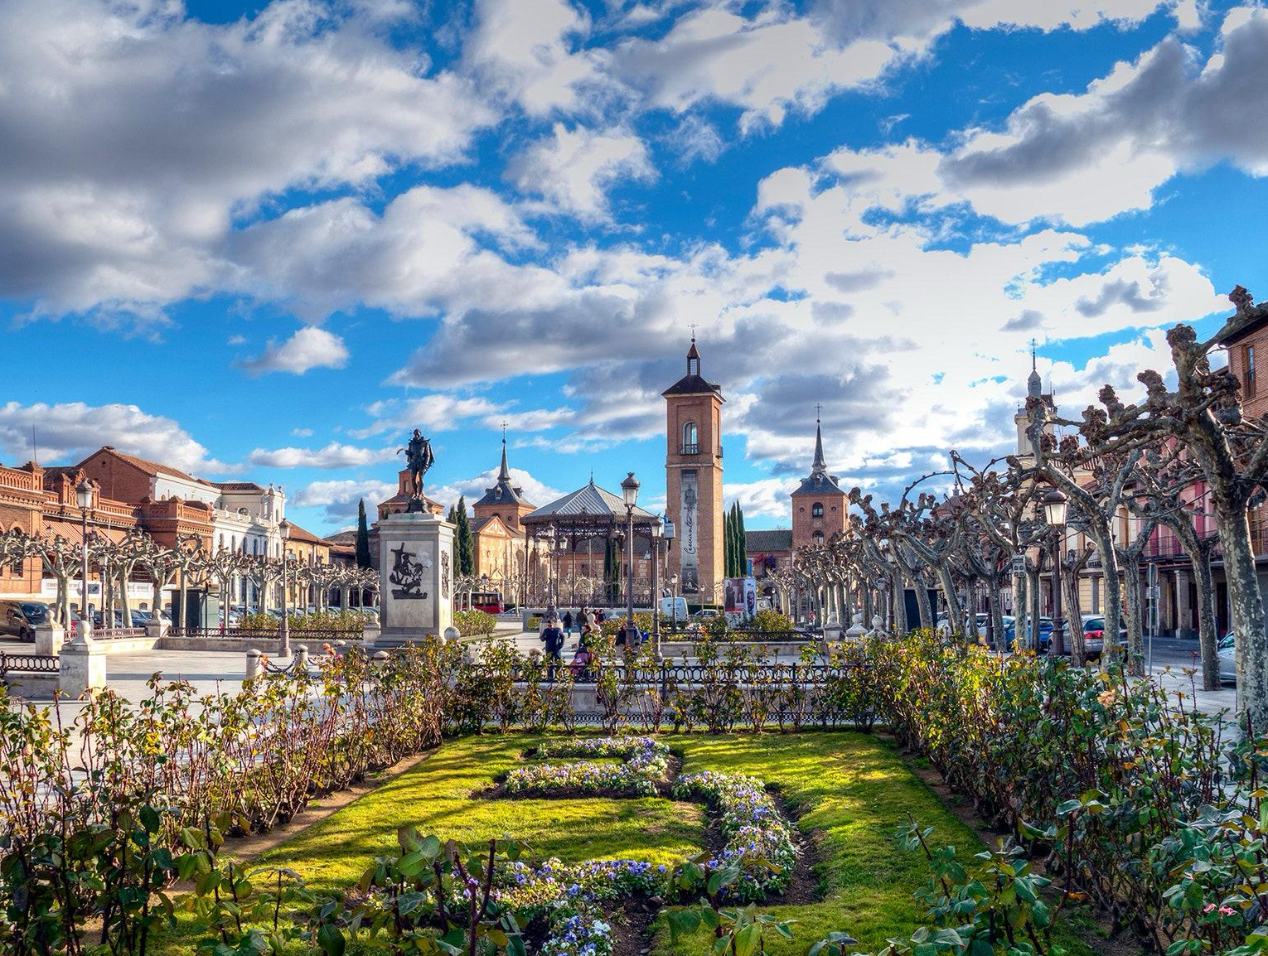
[505,737,670,797]
[498,743,798,954]
[673,769,797,901]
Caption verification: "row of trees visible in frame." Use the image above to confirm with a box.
[0,526,379,631]
[783,289,1268,721]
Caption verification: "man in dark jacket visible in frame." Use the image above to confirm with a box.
[562,610,574,634]
[540,616,565,679]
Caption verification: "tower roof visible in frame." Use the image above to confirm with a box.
[474,434,534,509]
[793,410,844,497]
[663,335,724,399]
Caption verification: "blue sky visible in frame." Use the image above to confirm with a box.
[1,0,1262,534]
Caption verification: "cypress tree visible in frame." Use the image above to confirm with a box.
[355,499,372,568]
[736,502,747,576]
[454,496,475,576]
[725,503,735,577]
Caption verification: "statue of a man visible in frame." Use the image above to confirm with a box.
[398,429,435,500]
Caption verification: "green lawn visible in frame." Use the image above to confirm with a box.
[160,732,1103,955]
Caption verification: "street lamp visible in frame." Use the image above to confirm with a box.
[1041,488,1068,658]
[620,472,640,648]
[279,519,292,658]
[76,479,93,639]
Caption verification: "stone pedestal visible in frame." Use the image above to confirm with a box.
[59,637,106,697]
[34,624,65,656]
[145,620,167,641]
[376,510,455,645]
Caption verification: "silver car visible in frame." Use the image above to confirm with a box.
[1218,633,1236,683]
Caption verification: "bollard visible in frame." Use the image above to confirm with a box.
[372,650,389,666]
[443,625,461,642]
[246,648,262,681]
[294,644,308,670]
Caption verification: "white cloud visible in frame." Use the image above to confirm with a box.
[0,401,234,475]
[0,0,492,320]
[940,9,1268,225]
[428,466,566,512]
[725,478,801,520]
[291,427,314,437]
[247,442,396,468]
[352,395,504,439]
[239,327,350,376]
[508,124,655,218]
[292,478,398,521]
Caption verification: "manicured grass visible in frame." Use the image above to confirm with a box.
[159,732,1101,955]
[658,734,1100,956]
[253,735,706,889]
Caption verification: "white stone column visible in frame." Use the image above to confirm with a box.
[377,510,455,644]
[59,637,106,697]
[34,623,65,656]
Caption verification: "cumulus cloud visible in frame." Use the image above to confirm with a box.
[940,8,1268,224]
[0,0,492,320]
[239,327,350,376]
[725,478,801,521]
[428,466,566,512]
[508,124,655,219]
[247,442,396,468]
[292,478,398,521]
[0,401,234,475]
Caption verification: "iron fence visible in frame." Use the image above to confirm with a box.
[93,627,148,640]
[477,661,865,686]
[169,626,363,641]
[0,652,60,676]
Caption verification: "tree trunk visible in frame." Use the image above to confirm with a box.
[1195,547,1220,691]
[1216,497,1268,727]
[892,570,908,633]
[1029,568,1042,654]
[937,564,963,641]
[1122,559,1144,676]
[988,577,1005,651]
[1063,561,1086,665]
[1013,570,1028,652]
[912,571,932,631]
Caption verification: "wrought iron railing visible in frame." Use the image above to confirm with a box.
[93,627,147,640]
[679,442,700,455]
[657,628,817,642]
[479,661,863,686]
[169,626,362,641]
[0,652,59,676]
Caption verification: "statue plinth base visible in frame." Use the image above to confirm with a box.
[376,510,455,645]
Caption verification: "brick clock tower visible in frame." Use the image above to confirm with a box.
[664,337,724,601]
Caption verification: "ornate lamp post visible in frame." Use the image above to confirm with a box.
[655,517,674,658]
[620,472,640,647]
[76,479,93,639]
[1042,488,1068,657]
[279,519,292,657]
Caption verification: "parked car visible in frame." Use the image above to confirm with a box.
[1219,632,1236,683]
[1007,616,1054,649]
[1079,614,1128,660]
[0,600,50,641]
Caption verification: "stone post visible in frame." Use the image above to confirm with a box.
[362,620,381,645]
[293,644,308,670]
[59,636,106,697]
[34,623,65,657]
[844,610,867,643]
[246,648,263,681]
[145,619,166,643]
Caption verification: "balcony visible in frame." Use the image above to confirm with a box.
[679,443,699,455]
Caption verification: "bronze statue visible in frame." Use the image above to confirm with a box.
[397,429,435,507]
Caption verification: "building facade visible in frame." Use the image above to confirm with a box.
[790,418,847,550]
[664,338,724,601]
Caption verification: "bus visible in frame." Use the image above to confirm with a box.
[469,591,505,614]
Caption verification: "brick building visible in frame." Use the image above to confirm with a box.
[791,417,847,550]
[470,437,539,592]
[664,337,724,601]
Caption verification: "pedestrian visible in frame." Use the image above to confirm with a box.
[540,615,565,679]
[596,608,606,625]
[563,609,574,634]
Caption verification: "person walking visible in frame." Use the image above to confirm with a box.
[540,615,565,679]
[563,609,574,635]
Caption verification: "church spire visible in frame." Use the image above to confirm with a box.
[811,404,826,475]
[1027,338,1043,399]
[686,325,700,377]
[498,421,510,481]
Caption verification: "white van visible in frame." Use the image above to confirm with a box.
[659,596,689,624]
